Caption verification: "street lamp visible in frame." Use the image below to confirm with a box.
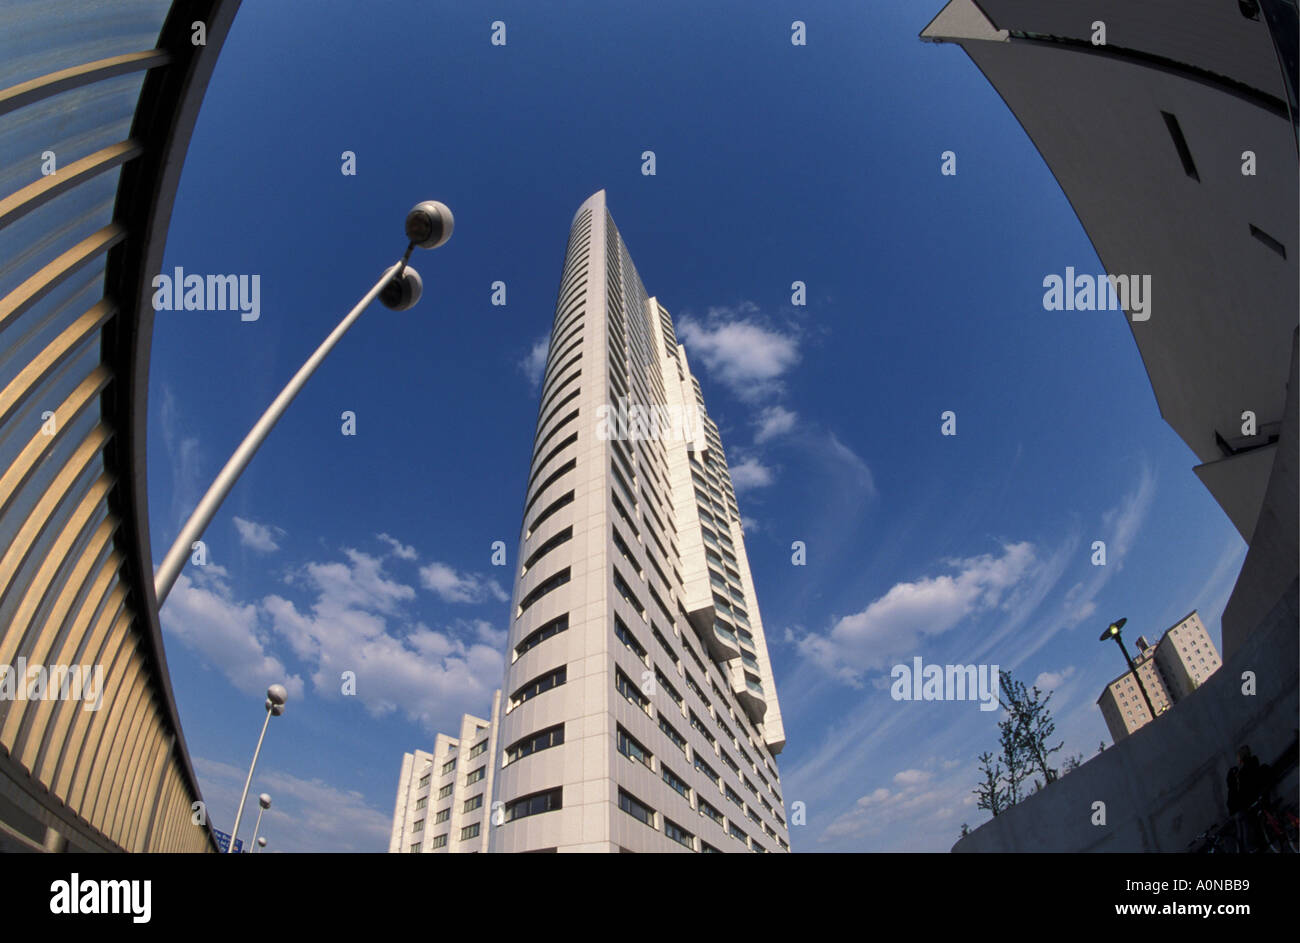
[153,201,455,605]
[256,837,267,852]
[249,793,271,854]
[228,684,287,853]
[1098,617,1157,720]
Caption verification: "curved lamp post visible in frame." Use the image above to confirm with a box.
[1098,617,1157,720]
[228,684,287,853]
[154,201,455,605]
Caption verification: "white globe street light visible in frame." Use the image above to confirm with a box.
[228,685,287,853]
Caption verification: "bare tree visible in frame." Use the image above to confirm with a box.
[1000,673,1064,786]
[973,751,1006,816]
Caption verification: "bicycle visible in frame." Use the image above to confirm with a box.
[1189,819,1240,853]
[1250,798,1299,854]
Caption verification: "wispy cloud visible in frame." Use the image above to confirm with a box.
[193,756,392,853]
[233,517,283,553]
[158,384,204,534]
[729,456,775,492]
[798,542,1038,684]
[419,562,509,604]
[519,337,548,388]
[377,533,418,560]
[754,405,798,443]
[678,303,800,402]
[161,567,306,700]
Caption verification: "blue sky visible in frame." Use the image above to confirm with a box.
[146,0,1246,852]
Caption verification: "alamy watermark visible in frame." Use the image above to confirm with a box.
[890,657,999,711]
[0,659,104,711]
[151,267,260,321]
[1042,267,1151,321]
[596,396,705,444]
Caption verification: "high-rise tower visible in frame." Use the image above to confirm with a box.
[488,191,789,853]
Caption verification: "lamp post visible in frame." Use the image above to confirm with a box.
[153,201,455,605]
[229,684,287,853]
[250,794,271,854]
[256,836,267,852]
[1098,617,1157,720]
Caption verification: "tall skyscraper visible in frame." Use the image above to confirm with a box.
[488,191,789,853]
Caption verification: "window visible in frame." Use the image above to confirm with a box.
[698,798,724,825]
[725,784,743,808]
[612,567,646,618]
[441,759,456,774]
[518,567,571,615]
[700,841,721,853]
[665,818,695,850]
[729,822,748,845]
[662,764,691,800]
[468,739,489,759]
[690,711,716,748]
[615,667,651,714]
[466,766,487,785]
[618,788,656,828]
[504,725,565,765]
[433,808,450,824]
[460,823,481,841]
[431,834,447,849]
[418,773,431,789]
[464,795,483,813]
[522,525,574,575]
[658,715,687,753]
[655,669,683,709]
[412,819,424,833]
[409,842,421,853]
[505,787,563,822]
[615,616,648,663]
[515,613,568,659]
[694,755,720,787]
[415,796,427,810]
[510,665,567,709]
[437,783,453,799]
[617,725,654,769]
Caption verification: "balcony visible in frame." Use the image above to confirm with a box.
[703,618,742,663]
[728,661,767,723]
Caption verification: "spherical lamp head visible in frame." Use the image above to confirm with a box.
[405,201,454,249]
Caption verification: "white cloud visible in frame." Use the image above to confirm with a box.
[820,761,970,845]
[265,553,504,733]
[678,305,800,401]
[729,457,775,492]
[1033,666,1076,692]
[377,533,417,560]
[418,562,508,604]
[741,515,760,533]
[233,517,282,553]
[519,337,548,388]
[798,542,1038,684]
[754,405,798,443]
[158,384,203,535]
[193,756,391,853]
[161,569,305,700]
[893,769,932,787]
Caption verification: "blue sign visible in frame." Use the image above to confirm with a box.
[212,828,245,853]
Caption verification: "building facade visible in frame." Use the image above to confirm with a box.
[921,0,1298,660]
[486,191,789,853]
[1097,611,1222,742]
[0,0,244,853]
[388,691,501,854]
